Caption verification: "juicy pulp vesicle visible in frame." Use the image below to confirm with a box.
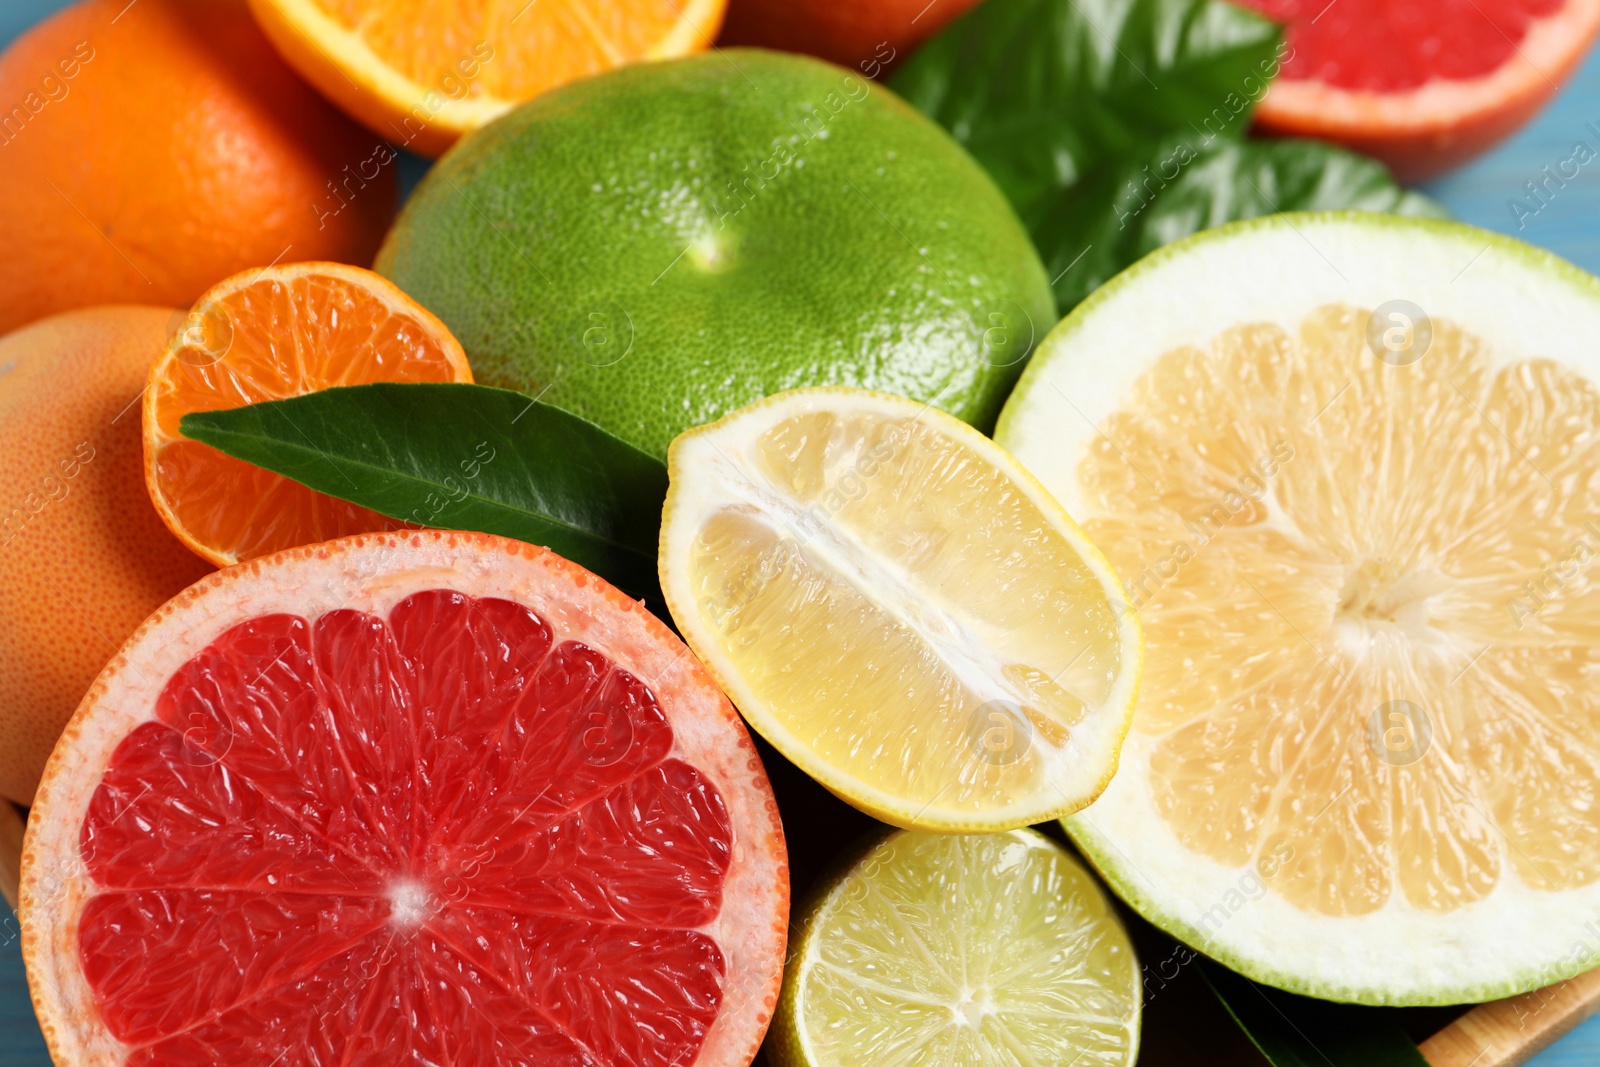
[787,831,1138,1067]
[76,589,734,1065]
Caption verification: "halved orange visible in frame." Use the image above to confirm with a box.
[144,262,473,567]
[246,0,728,156]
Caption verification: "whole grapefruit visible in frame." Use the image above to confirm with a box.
[0,0,396,335]
[0,306,212,804]
[378,49,1054,459]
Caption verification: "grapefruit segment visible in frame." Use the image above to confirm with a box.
[23,532,787,1066]
[1239,0,1600,181]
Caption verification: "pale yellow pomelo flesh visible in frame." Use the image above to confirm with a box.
[659,388,1142,833]
[997,212,1600,1005]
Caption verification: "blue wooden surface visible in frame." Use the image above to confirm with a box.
[4,0,1600,1063]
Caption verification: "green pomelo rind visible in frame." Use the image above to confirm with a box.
[378,48,1055,458]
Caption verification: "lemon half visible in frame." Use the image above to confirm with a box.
[659,387,1142,832]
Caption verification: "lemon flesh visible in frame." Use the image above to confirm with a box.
[660,387,1141,832]
[998,212,1600,1003]
[771,829,1139,1067]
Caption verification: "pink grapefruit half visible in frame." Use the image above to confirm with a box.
[1241,0,1600,182]
[21,531,788,1066]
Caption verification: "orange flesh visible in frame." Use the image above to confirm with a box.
[147,267,470,564]
[309,0,699,102]
[1080,304,1600,915]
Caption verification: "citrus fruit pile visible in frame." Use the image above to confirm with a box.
[4,0,1600,1064]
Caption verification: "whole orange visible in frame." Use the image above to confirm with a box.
[0,306,213,804]
[0,0,396,335]
[717,0,984,72]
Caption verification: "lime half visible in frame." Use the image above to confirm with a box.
[769,829,1140,1067]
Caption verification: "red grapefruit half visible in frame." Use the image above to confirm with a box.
[20,531,787,1066]
[1240,0,1600,182]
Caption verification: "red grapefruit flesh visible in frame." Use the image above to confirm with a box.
[1240,0,1600,181]
[21,531,787,1067]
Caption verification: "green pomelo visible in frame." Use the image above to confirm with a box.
[377,48,1054,458]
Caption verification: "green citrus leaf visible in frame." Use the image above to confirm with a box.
[1034,137,1450,310]
[891,0,1283,226]
[180,382,667,606]
[891,0,1445,313]
[1201,960,1432,1067]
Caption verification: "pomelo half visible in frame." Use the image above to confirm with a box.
[1239,0,1600,182]
[997,213,1600,1004]
[21,530,787,1064]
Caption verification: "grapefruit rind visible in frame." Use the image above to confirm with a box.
[1259,1,1600,132]
[996,212,1600,1005]
[658,386,1143,834]
[21,530,787,1066]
